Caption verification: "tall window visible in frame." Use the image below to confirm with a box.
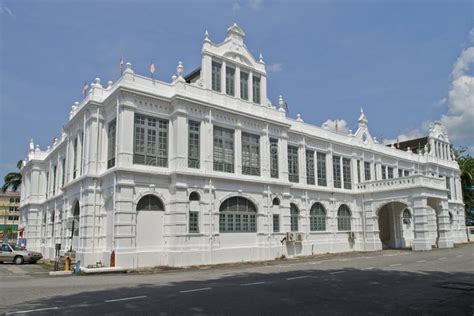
[52,166,57,196]
[213,126,234,173]
[73,137,78,179]
[333,155,341,188]
[310,203,326,231]
[189,212,199,233]
[306,149,315,185]
[45,172,49,198]
[212,61,221,92]
[374,163,378,180]
[273,214,280,232]
[61,158,66,187]
[240,71,249,100]
[270,138,279,178]
[317,152,327,186]
[133,114,169,167]
[446,177,452,199]
[337,204,351,231]
[253,76,261,104]
[219,197,257,233]
[387,167,394,179]
[398,169,403,178]
[290,203,299,232]
[357,160,361,183]
[188,121,200,168]
[242,132,260,176]
[364,161,371,181]
[404,170,410,177]
[107,119,117,169]
[342,158,352,189]
[288,145,299,183]
[226,66,235,96]
[381,165,387,180]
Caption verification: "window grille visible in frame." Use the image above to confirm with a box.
[212,61,221,92]
[188,121,200,168]
[107,119,117,169]
[446,177,452,199]
[240,71,249,100]
[310,203,326,231]
[387,167,394,179]
[404,170,410,177]
[333,155,341,188]
[317,152,327,186]
[337,205,351,231]
[213,126,234,173]
[306,150,315,185]
[133,114,168,167]
[61,158,66,187]
[364,161,371,181]
[381,166,387,180]
[288,145,299,183]
[273,214,280,232]
[52,166,57,196]
[357,160,361,183]
[73,138,78,179]
[219,197,257,233]
[226,66,235,96]
[137,194,164,211]
[290,203,299,232]
[398,169,403,178]
[270,138,279,178]
[189,211,199,233]
[242,132,260,176]
[342,158,352,189]
[252,76,261,104]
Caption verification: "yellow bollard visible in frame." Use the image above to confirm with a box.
[65,256,71,271]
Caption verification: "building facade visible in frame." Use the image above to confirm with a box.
[19,24,467,268]
[0,191,20,242]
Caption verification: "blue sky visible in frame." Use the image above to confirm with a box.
[1,0,473,179]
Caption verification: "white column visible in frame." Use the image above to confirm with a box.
[203,112,213,173]
[235,126,242,175]
[280,134,288,181]
[299,141,306,184]
[261,129,270,178]
[260,75,267,105]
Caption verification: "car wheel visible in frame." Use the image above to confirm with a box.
[14,256,24,265]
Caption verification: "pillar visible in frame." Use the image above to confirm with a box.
[412,197,432,251]
[437,201,454,248]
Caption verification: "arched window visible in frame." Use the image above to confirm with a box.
[337,204,351,231]
[137,194,164,211]
[272,197,280,206]
[310,203,326,231]
[189,191,200,201]
[219,197,257,232]
[290,203,299,232]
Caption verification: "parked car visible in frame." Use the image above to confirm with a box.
[0,243,42,264]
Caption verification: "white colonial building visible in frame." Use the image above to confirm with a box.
[19,24,467,269]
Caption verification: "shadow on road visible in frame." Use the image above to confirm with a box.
[3,268,474,315]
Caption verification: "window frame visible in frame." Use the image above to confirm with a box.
[213,126,235,173]
[240,71,249,100]
[107,118,117,169]
[225,66,235,96]
[133,114,169,168]
[269,138,279,178]
[211,61,222,92]
[241,132,260,176]
[219,197,257,233]
[288,145,299,183]
[306,149,315,185]
[337,205,352,231]
[252,75,261,104]
[290,203,299,232]
[317,152,327,186]
[310,203,326,231]
[332,155,342,188]
[188,120,200,169]
[342,157,352,189]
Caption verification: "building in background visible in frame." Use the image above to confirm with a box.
[19,24,467,269]
[0,191,20,242]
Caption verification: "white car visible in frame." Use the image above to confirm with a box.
[0,243,42,264]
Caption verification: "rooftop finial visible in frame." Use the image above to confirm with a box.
[204,30,210,42]
[358,107,368,127]
[296,113,303,122]
[177,61,184,78]
[278,95,286,113]
[259,53,264,64]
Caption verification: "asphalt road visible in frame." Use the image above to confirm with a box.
[1,244,473,315]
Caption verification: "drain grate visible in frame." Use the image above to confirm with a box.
[440,283,474,291]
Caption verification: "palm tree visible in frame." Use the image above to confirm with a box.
[453,147,474,210]
[2,160,23,192]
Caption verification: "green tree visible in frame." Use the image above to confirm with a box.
[453,147,474,212]
[2,160,23,192]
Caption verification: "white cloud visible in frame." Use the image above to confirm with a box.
[441,37,474,143]
[322,119,350,134]
[232,3,241,13]
[266,63,283,73]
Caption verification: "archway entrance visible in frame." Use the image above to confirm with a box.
[377,202,408,249]
[136,195,165,250]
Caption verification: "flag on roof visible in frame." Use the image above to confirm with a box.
[150,61,155,78]
[335,120,339,132]
[119,57,124,75]
[81,82,89,97]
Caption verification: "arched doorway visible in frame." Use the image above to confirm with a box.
[377,202,409,249]
[136,194,165,250]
